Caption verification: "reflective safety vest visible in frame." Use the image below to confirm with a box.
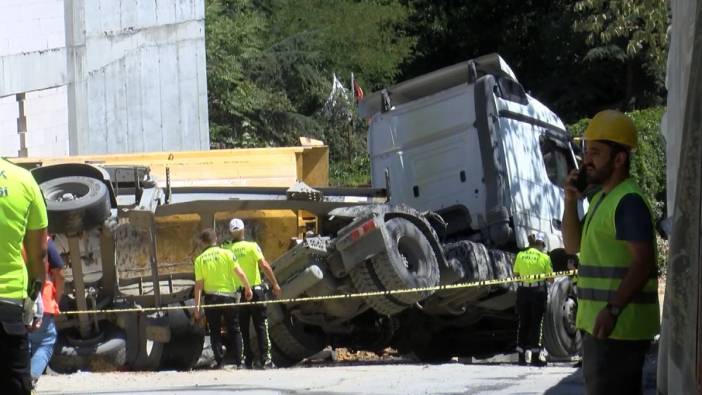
[513,247,552,283]
[223,241,264,286]
[21,237,60,314]
[41,260,60,315]
[42,238,60,316]
[0,159,48,300]
[575,178,659,340]
[194,246,241,293]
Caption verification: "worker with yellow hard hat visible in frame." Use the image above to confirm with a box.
[561,110,659,394]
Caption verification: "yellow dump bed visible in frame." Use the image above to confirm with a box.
[11,146,329,279]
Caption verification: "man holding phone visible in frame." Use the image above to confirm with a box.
[562,110,659,394]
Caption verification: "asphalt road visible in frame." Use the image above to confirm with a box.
[33,362,604,395]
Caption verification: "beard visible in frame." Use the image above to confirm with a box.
[584,159,614,185]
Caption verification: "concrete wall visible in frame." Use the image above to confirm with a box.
[0,0,68,157]
[0,0,209,157]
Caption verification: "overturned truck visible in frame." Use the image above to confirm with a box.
[268,53,583,364]
[13,146,356,371]
[15,53,581,370]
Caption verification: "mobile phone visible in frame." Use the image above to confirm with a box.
[571,168,588,192]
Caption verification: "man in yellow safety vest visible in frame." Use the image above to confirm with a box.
[562,110,659,394]
[0,158,48,394]
[223,218,282,369]
[193,228,253,369]
[513,233,553,366]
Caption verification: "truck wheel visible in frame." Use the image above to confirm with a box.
[130,313,165,371]
[543,276,581,358]
[371,218,440,304]
[488,248,516,291]
[40,176,110,235]
[49,324,127,373]
[349,260,409,315]
[269,305,325,367]
[160,300,205,371]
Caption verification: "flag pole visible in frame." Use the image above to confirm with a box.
[348,72,354,165]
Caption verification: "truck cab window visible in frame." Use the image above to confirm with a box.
[540,135,573,187]
[496,77,528,105]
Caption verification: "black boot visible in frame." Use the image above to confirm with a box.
[531,349,547,367]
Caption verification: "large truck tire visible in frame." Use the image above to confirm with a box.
[49,324,127,373]
[350,218,440,315]
[349,260,408,315]
[130,313,165,371]
[543,276,581,358]
[444,240,491,282]
[40,176,110,235]
[488,248,516,292]
[268,305,325,367]
[159,300,205,371]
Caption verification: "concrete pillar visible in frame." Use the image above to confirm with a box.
[16,93,27,157]
[64,0,88,155]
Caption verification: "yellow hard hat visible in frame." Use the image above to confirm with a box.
[583,110,637,149]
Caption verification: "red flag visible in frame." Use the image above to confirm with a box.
[353,80,364,102]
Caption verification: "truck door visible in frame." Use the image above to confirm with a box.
[497,101,574,250]
[369,85,486,227]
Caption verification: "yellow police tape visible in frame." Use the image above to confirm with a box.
[60,270,577,316]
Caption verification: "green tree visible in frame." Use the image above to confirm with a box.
[206,0,415,171]
[573,0,669,109]
[399,0,667,123]
[206,0,271,146]
[270,0,415,90]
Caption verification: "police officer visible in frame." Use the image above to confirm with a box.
[224,218,282,369]
[193,228,253,369]
[0,158,48,394]
[563,110,658,394]
[514,233,553,366]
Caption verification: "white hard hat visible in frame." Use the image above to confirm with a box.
[229,218,245,232]
[528,233,546,245]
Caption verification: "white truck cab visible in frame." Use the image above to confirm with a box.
[360,53,578,252]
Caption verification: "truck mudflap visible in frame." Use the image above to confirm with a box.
[335,215,386,273]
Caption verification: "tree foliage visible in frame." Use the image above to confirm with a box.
[573,0,669,109]
[574,0,668,67]
[205,0,669,190]
[206,0,270,146]
[398,0,668,122]
[206,0,415,167]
